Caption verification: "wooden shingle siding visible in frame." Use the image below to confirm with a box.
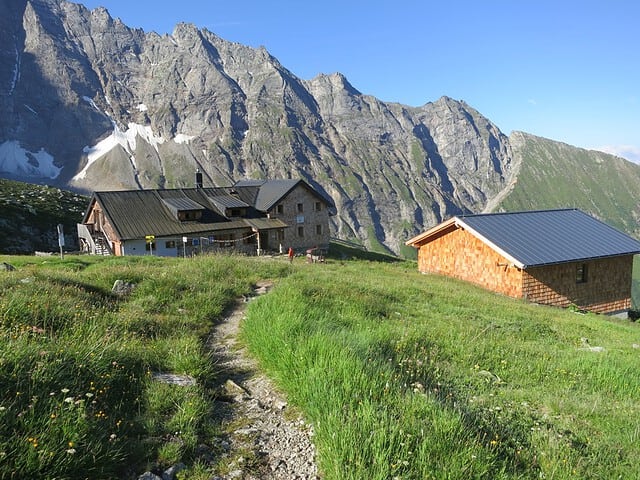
[524,256,634,313]
[417,227,524,298]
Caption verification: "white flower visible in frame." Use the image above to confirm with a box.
[61,388,70,394]
[63,397,74,404]
[66,448,76,454]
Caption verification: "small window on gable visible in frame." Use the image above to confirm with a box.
[576,264,588,284]
[277,204,284,214]
[297,203,304,213]
[315,201,322,212]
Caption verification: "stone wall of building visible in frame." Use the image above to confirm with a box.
[269,185,331,253]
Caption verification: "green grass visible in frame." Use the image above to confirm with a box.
[0,254,290,479]
[242,259,640,479]
[3,252,640,479]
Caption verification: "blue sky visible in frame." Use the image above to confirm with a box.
[81,0,640,162]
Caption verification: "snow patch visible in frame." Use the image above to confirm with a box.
[137,103,148,112]
[82,96,100,111]
[174,133,195,144]
[73,122,165,180]
[0,141,61,179]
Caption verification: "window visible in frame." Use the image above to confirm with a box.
[298,226,304,237]
[316,224,322,235]
[276,204,284,214]
[297,203,304,213]
[276,229,284,242]
[165,240,176,249]
[315,201,322,212]
[576,264,588,283]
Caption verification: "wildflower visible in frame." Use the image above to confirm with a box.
[61,388,70,394]
[64,397,74,403]
[66,448,76,454]
[85,392,94,398]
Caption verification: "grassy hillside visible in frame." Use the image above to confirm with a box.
[243,259,640,479]
[0,254,289,479]
[0,179,88,254]
[2,253,640,479]
[500,132,640,237]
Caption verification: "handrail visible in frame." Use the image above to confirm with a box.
[77,223,97,253]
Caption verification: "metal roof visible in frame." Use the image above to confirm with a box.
[85,180,334,241]
[206,194,250,211]
[407,209,640,268]
[234,179,300,211]
[161,197,205,212]
[233,179,336,212]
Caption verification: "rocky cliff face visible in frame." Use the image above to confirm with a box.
[1,0,517,253]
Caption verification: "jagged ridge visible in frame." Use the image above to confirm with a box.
[1,0,639,254]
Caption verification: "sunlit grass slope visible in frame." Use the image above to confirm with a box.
[242,259,640,479]
[0,254,289,479]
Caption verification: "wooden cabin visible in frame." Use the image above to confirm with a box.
[406,209,640,314]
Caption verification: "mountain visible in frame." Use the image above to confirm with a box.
[1,0,639,255]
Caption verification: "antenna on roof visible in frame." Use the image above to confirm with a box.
[195,169,203,189]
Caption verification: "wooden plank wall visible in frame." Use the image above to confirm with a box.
[417,227,524,298]
[523,256,634,313]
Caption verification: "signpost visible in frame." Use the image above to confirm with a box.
[57,224,65,259]
[145,235,155,256]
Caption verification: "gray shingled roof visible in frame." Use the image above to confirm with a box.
[457,209,640,268]
[88,188,285,240]
[233,179,336,212]
[234,179,301,211]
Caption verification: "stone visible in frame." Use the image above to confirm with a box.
[138,473,162,480]
[162,463,186,480]
[0,263,15,271]
[112,279,136,296]
[152,372,196,386]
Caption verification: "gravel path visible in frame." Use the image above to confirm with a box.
[206,281,320,479]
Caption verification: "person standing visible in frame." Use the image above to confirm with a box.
[288,247,294,263]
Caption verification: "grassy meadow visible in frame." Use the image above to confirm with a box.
[0,254,289,479]
[1,251,640,479]
[242,257,640,479]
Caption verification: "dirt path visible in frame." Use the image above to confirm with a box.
[206,281,319,479]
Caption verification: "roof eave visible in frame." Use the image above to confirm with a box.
[405,217,457,246]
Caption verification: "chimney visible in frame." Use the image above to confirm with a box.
[195,169,203,189]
